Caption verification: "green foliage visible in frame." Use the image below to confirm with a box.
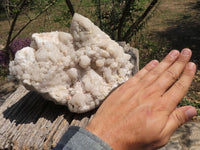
[3,0,35,16]
[27,0,57,12]
[132,31,169,68]
[52,0,71,28]
[178,97,200,116]
[0,0,158,43]
[90,0,159,42]
[98,1,122,39]
[0,65,9,80]
[179,98,200,108]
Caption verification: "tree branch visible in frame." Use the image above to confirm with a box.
[10,0,57,44]
[3,0,11,26]
[77,0,83,12]
[123,0,159,41]
[64,0,75,16]
[2,0,58,63]
[117,0,135,41]
[97,0,102,28]
[3,0,27,60]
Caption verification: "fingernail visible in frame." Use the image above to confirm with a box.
[188,62,196,70]
[181,49,191,56]
[185,108,197,120]
[169,50,179,57]
[150,60,159,66]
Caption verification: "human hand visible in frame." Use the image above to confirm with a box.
[86,48,197,150]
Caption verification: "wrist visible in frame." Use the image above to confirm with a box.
[86,123,135,150]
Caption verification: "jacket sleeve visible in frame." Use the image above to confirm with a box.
[54,126,113,150]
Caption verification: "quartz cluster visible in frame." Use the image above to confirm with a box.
[9,13,134,113]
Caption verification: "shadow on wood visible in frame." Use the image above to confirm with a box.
[3,91,71,125]
[0,86,97,149]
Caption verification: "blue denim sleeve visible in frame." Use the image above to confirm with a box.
[54,126,113,150]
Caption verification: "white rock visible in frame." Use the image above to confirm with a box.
[9,13,134,113]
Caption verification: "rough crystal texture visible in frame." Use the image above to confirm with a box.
[9,13,134,113]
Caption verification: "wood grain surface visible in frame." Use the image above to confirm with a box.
[0,86,97,149]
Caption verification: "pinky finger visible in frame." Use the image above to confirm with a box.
[132,60,159,81]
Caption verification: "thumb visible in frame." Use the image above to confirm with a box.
[184,106,197,120]
[163,106,197,136]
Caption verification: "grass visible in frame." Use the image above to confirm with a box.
[0,65,9,80]
[139,0,200,66]
[178,98,200,116]
[131,0,200,118]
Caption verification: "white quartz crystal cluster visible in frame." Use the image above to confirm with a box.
[9,13,133,113]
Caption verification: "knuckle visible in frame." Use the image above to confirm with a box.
[145,60,158,71]
[166,70,179,81]
[178,56,189,63]
[157,137,170,148]
[174,81,185,90]
[149,69,159,78]
[144,64,152,72]
[183,67,195,76]
[151,135,170,149]
[173,109,186,125]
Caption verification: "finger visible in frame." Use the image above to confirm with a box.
[120,60,159,91]
[131,60,159,81]
[140,50,180,88]
[163,62,196,111]
[109,60,159,105]
[150,48,192,95]
[161,106,196,137]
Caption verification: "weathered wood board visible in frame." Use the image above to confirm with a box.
[0,85,97,149]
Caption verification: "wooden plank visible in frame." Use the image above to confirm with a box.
[0,86,97,149]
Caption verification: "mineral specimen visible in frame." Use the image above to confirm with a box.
[9,13,134,113]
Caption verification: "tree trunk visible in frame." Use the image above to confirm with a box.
[117,0,135,41]
[123,0,159,42]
